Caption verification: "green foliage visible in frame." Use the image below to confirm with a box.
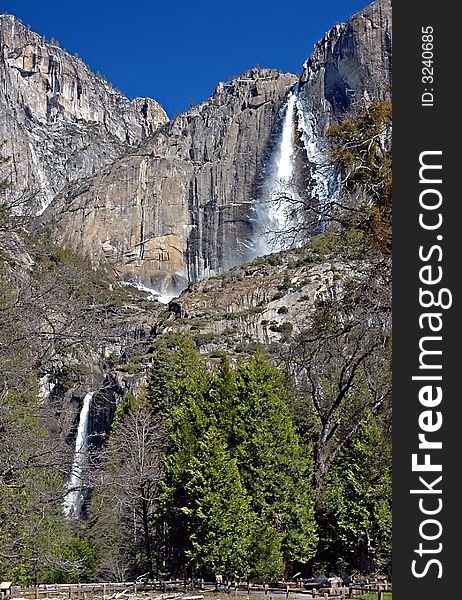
[111,393,137,433]
[183,427,253,578]
[0,389,93,583]
[155,342,317,579]
[315,412,392,574]
[248,521,284,582]
[231,350,317,567]
[272,291,285,301]
[147,341,177,416]
[327,99,392,252]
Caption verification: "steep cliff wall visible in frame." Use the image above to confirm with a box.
[282,0,392,238]
[0,14,168,213]
[298,0,392,133]
[43,69,297,298]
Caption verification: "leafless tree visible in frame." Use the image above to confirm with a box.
[89,406,166,580]
[283,258,391,501]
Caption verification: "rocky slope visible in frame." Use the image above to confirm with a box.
[161,248,345,353]
[292,0,392,218]
[0,14,168,214]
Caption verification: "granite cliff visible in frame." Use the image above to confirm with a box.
[1,1,391,300]
[0,13,168,214]
[43,68,297,299]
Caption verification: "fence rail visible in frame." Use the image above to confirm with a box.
[8,580,392,600]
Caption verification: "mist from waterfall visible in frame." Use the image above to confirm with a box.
[63,391,93,518]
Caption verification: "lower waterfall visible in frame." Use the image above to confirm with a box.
[63,391,93,518]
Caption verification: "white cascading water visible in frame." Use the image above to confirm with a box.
[120,280,173,304]
[255,86,338,255]
[63,391,93,518]
[276,92,297,182]
[256,89,299,255]
[295,98,339,224]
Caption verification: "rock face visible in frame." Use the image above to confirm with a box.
[163,250,346,352]
[0,14,168,213]
[44,69,297,298]
[1,1,391,298]
[298,0,392,133]
[284,0,392,239]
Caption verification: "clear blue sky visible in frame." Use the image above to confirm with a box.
[2,0,369,117]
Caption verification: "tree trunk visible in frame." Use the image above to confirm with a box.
[141,493,154,579]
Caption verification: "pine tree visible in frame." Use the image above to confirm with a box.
[158,342,318,578]
[248,520,284,582]
[315,411,392,574]
[182,427,252,578]
[156,337,211,576]
[231,350,318,570]
[146,342,176,417]
[327,99,392,252]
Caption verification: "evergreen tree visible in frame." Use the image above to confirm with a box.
[315,411,391,574]
[248,520,284,582]
[156,337,211,576]
[146,342,176,417]
[157,342,317,578]
[327,99,392,252]
[110,392,136,433]
[231,350,318,570]
[182,427,252,578]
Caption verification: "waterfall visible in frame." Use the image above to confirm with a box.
[256,88,299,255]
[63,391,93,518]
[277,92,297,182]
[120,279,173,304]
[295,99,339,226]
[254,85,338,256]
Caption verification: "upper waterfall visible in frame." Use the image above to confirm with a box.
[276,91,297,182]
[254,87,299,255]
[253,84,338,257]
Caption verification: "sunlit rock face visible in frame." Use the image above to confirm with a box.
[1,1,392,301]
[43,69,298,299]
[0,14,168,213]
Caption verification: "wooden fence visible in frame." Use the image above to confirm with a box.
[8,580,392,600]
